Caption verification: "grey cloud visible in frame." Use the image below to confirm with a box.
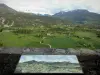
[0,0,4,3]
[1,0,100,14]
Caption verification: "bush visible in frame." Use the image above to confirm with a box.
[0,28,3,32]
[97,34,100,38]
[96,31,100,38]
[0,42,3,47]
[12,29,33,34]
[83,37,91,40]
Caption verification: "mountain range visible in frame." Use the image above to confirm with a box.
[22,60,76,64]
[0,4,17,13]
[0,3,100,26]
[53,9,100,25]
[0,3,72,26]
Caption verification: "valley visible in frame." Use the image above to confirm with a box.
[0,4,100,49]
[0,25,100,49]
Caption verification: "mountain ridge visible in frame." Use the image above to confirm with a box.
[0,3,72,26]
[0,3,100,25]
[22,60,78,64]
[0,3,17,13]
[53,9,100,24]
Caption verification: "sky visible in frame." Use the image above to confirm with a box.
[19,55,79,63]
[0,0,100,15]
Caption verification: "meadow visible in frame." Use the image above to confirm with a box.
[0,25,100,49]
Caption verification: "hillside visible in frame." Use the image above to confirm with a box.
[0,4,72,27]
[0,4,100,49]
[1,4,100,26]
[23,60,75,64]
[0,4,17,13]
[53,9,100,25]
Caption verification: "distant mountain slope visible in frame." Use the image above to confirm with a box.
[0,4,72,27]
[1,4,100,26]
[22,60,75,64]
[0,3,17,13]
[53,9,100,25]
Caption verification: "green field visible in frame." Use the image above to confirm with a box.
[0,25,100,49]
[44,37,77,48]
[0,32,49,47]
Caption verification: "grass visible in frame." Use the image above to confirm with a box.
[75,31,97,38]
[74,31,100,49]
[0,32,49,47]
[44,37,77,48]
[0,26,100,49]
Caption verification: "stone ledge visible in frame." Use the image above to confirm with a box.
[0,47,100,55]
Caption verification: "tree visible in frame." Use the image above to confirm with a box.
[96,31,100,38]
[0,42,3,47]
[41,40,44,43]
[0,27,3,32]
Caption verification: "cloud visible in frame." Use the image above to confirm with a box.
[0,0,4,3]
[0,0,100,14]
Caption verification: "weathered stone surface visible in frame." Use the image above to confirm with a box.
[67,48,81,55]
[34,48,52,54]
[23,48,31,52]
[23,48,53,55]
[79,48,97,55]
[0,48,23,54]
[0,47,3,51]
[53,49,66,54]
[95,49,100,56]
[0,47,100,55]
